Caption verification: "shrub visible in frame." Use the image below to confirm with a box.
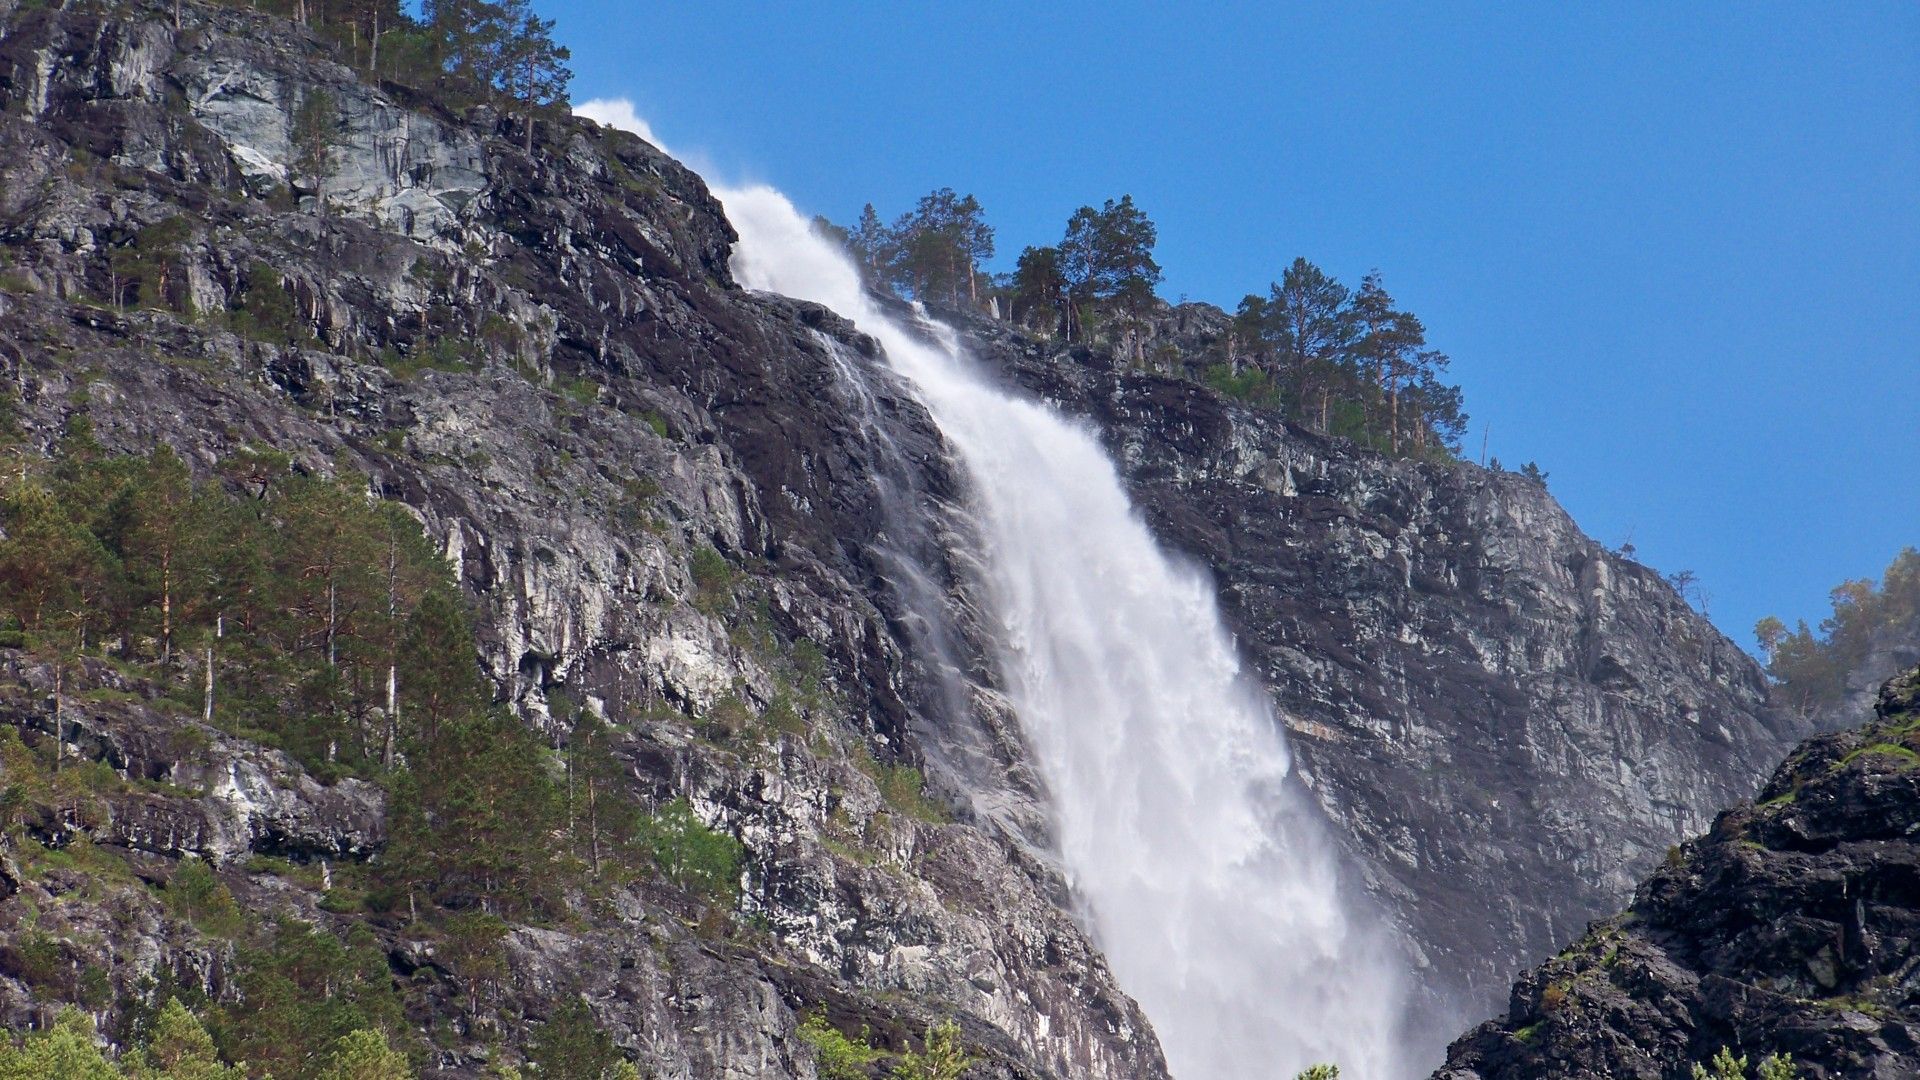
[640,798,743,902]
[892,1019,970,1080]
[689,546,734,610]
[797,1013,883,1080]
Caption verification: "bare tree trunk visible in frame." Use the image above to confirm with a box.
[587,769,601,876]
[160,549,173,666]
[50,662,63,774]
[203,614,221,724]
[326,577,336,668]
[382,531,398,769]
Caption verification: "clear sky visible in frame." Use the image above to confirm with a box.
[557,2,1920,651]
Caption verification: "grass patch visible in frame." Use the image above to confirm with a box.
[379,340,472,380]
[1837,742,1920,769]
[854,746,949,826]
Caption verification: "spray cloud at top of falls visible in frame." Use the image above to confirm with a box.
[576,102,1417,1078]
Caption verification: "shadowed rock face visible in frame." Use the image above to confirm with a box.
[1436,667,1920,1080]
[0,0,1814,1073]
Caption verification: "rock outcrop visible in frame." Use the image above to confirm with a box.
[1436,666,1920,1080]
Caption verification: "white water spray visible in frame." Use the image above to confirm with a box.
[579,102,1415,1079]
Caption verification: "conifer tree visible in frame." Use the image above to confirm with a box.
[1059,195,1160,342]
[495,0,572,153]
[291,89,342,213]
[846,203,895,283]
[1010,245,1067,335]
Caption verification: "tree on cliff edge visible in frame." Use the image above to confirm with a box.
[423,0,571,149]
[495,0,572,153]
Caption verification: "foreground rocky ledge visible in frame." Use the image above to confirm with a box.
[1437,666,1920,1079]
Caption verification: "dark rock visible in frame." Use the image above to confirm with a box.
[1435,665,1920,1080]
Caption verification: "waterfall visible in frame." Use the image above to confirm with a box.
[577,99,1415,1079]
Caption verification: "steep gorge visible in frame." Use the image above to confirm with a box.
[0,2,1814,1076]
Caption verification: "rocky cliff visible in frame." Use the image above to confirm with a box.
[0,0,1814,1074]
[954,309,1805,1005]
[1436,666,1920,1080]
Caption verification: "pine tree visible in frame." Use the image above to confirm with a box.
[127,999,244,1080]
[316,1029,412,1080]
[291,89,342,213]
[1059,195,1161,343]
[527,999,631,1080]
[1010,245,1067,335]
[494,0,572,153]
[846,203,895,283]
[0,1008,121,1080]
[1233,258,1357,430]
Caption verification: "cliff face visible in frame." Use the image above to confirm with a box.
[956,311,1806,1006]
[1436,666,1920,1080]
[0,3,1163,1076]
[0,0,1813,1074]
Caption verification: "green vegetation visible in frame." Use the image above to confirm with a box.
[0,1001,400,1080]
[211,919,412,1076]
[104,217,193,314]
[892,1019,971,1080]
[165,857,245,937]
[639,798,745,902]
[825,191,1468,457]
[1202,362,1283,409]
[797,1014,885,1080]
[1837,741,1920,769]
[202,0,571,152]
[378,340,473,380]
[689,545,736,612]
[315,1029,412,1080]
[1293,1067,1340,1080]
[525,999,640,1080]
[836,192,995,307]
[0,435,615,919]
[290,88,341,213]
[1692,1047,1797,1080]
[228,260,310,345]
[1756,548,1920,715]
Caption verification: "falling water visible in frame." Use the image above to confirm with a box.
[578,99,1415,1080]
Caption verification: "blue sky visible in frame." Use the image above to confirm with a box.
[558,2,1920,650]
